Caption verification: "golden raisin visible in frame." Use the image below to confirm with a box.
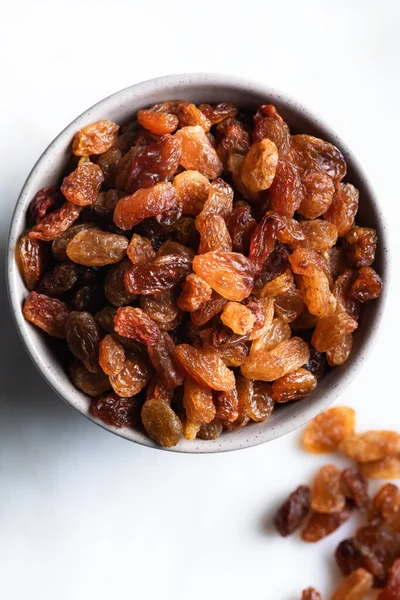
[303,407,356,454]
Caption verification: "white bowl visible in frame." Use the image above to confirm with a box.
[6,73,389,453]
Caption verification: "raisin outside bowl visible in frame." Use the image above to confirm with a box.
[7,73,389,453]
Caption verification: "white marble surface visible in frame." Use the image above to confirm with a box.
[0,1,399,598]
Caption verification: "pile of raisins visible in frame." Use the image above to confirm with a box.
[17,100,383,448]
[274,407,400,599]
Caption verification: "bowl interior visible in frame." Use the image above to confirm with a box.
[7,74,389,453]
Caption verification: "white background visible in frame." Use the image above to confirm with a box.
[0,1,399,598]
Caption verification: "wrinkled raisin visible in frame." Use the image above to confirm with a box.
[274,485,311,537]
[303,407,356,453]
[23,291,69,338]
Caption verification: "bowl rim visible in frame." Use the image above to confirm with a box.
[6,72,390,454]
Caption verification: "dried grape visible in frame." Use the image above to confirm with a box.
[303,407,356,454]
[23,291,69,338]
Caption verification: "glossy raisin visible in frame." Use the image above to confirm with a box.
[274,485,311,537]
[23,291,69,338]
[16,231,47,290]
[72,120,119,156]
[114,307,160,346]
[98,334,125,376]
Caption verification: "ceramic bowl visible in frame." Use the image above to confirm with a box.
[6,73,389,453]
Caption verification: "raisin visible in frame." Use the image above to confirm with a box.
[147,332,184,389]
[197,420,223,440]
[193,250,255,301]
[248,381,275,421]
[324,183,359,237]
[274,485,311,537]
[146,375,174,404]
[140,290,182,331]
[157,239,195,261]
[344,226,377,267]
[61,162,104,206]
[173,169,210,216]
[253,105,290,157]
[241,336,310,382]
[299,220,338,252]
[72,120,119,156]
[65,311,100,372]
[227,203,256,254]
[217,118,250,175]
[215,387,239,423]
[51,222,96,260]
[221,301,256,335]
[331,568,373,600]
[183,378,216,424]
[191,291,228,326]
[269,160,304,217]
[195,178,234,233]
[109,352,151,397]
[23,291,69,338]
[103,261,134,306]
[370,484,400,531]
[340,431,400,463]
[303,347,326,378]
[298,169,335,218]
[253,242,290,290]
[302,588,322,600]
[291,134,347,181]
[341,468,370,510]
[335,538,387,587]
[29,202,81,241]
[137,109,179,135]
[178,274,212,312]
[30,186,61,221]
[66,228,128,266]
[292,309,319,332]
[272,368,317,402]
[333,269,361,320]
[124,253,191,295]
[98,334,125,376]
[118,134,182,194]
[70,361,111,396]
[90,392,142,428]
[176,102,211,131]
[199,103,238,125]
[175,125,223,178]
[327,335,353,366]
[249,317,291,356]
[241,139,279,192]
[175,344,235,391]
[356,526,400,573]
[303,407,356,454]
[217,343,249,368]
[274,287,305,322]
[258,269,294,298]
[95,306,117,333]
[72,284,104,313]
[96,149,122,189]
[350,267,383,302]
[311,464,346,514]
[311,313,358,352]
[141,398,183,447]
[378,558,400,599]
[16,231,47,290]
[93,189,120,218]
[325,246,349,280]
[198,214,232,254]
[248,212,285,272]
[114,182,180,230]
[114,307,160,346]
[360,456,400,480]
[298,271,337,318]
[301,502,353,542]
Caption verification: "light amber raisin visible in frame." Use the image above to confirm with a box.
[29,202,81,241]
[51,222,96,260]
[221,302,256,335]
[311,313,358,352]
[183,378,216,424]
[340,432,400,463]
[311,464,346,514]
[303,407,356,454]
[291,134,347,181]
[193,250,255,301]
[99,334,125,376]
[113,182,180,230]
[241,139,278,192]
[241,336,310,382]
[331,568,373,600]
[23,291,69,338]
[198,214,232,253]
[175,125,223,179]
[269,160,304,217]
[359,456,400,480]
[173,169,210,216]
[16,231,46,290]
[248,381,275,421]
[72,120,119,156]
[274,286,305,322]
[324,183,359,237]
[114,307,160,345]
[175,344,235,391]
[299,220,338,252]
[178,274,212,312]
[345,226,377,267]
[272,368,317,402]
[215,387,239,423]
[333,269,361,321]
[258,269,294,298]
[327,335,353,366]
[109,352,151,397]
[195,178,234,233]
[137,109,179,135]
[298,169,335,219]
[176,102,211,131]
